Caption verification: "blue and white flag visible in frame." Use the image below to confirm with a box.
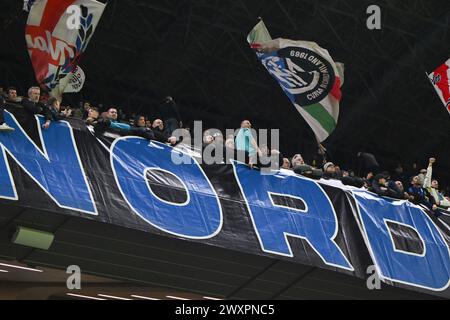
[248,20,344,142]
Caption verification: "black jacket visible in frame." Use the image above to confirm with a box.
[153,127,169,142]
[371,180,399,198]
[44,105,66,121]
[157,100,181,122]
[21,98,45,116]
[0,96,4,124]
[357,152,380,176]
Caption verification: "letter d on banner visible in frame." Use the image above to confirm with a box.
[354,190,450,290]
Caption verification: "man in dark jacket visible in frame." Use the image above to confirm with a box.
[157,96,182,136]
[41,97,70,129]
[370,173,400,198]
[21,86,46,117]
[152,118,175,144]
[357,151,380,177]
[0,96,14,131]
[408,175,437,212]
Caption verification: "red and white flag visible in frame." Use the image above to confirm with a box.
[428,58,450,115]
[25,0,105,99]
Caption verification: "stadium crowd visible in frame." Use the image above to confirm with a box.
[0,85,449,216]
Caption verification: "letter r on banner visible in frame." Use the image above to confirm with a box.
[232,162,353,270]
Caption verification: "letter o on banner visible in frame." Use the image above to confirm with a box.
[111,138,222,239]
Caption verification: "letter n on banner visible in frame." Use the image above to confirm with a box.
[0,111,96,214]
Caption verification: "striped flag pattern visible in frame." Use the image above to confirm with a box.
[428,58,450,115]
[247,20,343,142]
[25,0,105,99]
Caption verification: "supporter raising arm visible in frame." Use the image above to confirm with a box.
[423,157,435,189]
[157,96,182,136]
[423,157,450,210]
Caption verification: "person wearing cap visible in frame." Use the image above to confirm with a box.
[322,162,336,179]
[320,161,365,187]
[291,154,305,167]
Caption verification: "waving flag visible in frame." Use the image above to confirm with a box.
[64,65,86,93]
[25,0,105,99]
[23,0,36,12]
[428,58,450,115]
[248,20,344,142]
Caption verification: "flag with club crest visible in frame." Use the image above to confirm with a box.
[427,58,450,115]
[25,0,105,99]
[247,20,344,142]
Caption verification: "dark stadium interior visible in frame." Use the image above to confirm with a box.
[0,0,450,301]
[0,204,439,300]
[1,0,450,187]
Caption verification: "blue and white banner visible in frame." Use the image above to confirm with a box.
[0,107,449,298]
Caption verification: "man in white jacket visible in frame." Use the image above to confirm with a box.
[423,158,450,211]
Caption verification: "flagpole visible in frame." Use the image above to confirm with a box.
[425,71,431,85]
